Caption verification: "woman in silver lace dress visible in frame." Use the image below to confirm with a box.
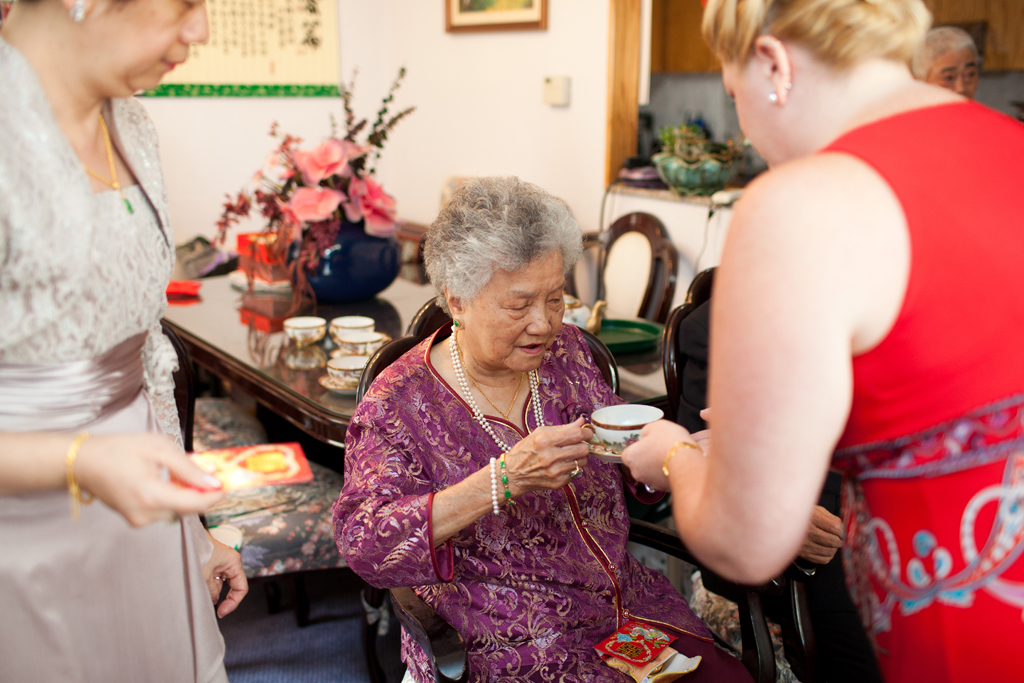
[0,0,246,680]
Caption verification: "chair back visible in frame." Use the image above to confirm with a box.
[358,298,451,404]
[578,328,619,397]
[663,267,716,426]
[407,297,451,340]
[580,212,679,324]
[161,321,195,452]
[355,335,422,404]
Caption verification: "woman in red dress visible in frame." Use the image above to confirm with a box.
[621,1,1024,681]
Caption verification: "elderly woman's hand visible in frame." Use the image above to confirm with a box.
[620,420,700,491]
[505,417,593,496]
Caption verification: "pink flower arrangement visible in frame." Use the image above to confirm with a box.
[216,68,414,276]
[287,187,345,224]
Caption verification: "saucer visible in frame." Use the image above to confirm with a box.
[318,375,359,397]
[587,440,623,463]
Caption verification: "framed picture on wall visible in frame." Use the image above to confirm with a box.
[446,0,548,33]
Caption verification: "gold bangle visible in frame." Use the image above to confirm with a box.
[65,432,93,521]
[662,441,702,478]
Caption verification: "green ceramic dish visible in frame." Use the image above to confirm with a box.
[652,151,736,197]
[596,319,664,354]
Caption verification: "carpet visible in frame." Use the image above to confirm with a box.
[221,569,406,683]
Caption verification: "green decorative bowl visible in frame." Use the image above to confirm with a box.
[652,150,737,197]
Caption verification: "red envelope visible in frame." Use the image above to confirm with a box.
[594,620,673,666]
[190,443,313,491]
[166,280,202,297]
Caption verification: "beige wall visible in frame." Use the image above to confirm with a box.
[145,0,611,244]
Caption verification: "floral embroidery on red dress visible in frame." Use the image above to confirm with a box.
[833,393,1024,639]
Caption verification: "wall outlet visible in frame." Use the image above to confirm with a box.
[543,76,571,107]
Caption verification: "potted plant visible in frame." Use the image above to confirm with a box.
[216,69,415,303]
[652,124,745,197]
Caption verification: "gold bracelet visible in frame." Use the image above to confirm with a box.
[662,441,702,478]
[65,432,93,521]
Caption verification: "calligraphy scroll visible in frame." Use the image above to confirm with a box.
[145,0,339,97]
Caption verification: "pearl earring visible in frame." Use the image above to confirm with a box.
[768,90,778,104]
[69,0,86,22]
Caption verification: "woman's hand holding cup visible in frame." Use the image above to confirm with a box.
[620,420,700,492]
[504,417,593,495]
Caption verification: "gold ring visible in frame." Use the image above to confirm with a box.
[571,460,582,478]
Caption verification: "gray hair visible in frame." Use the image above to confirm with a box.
[424,176,583,314]
[912,26,980,78]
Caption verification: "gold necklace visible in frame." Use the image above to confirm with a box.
[82,112,133,214]
[455,339,525,420]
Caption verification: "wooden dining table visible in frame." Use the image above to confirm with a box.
[163,273,666,449]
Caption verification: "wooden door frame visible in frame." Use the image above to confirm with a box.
[605,0,642,187]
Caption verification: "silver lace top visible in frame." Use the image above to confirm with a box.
[0,35,182,444]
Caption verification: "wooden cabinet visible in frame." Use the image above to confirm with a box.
[651,0,719,73]
[650,0,1024,73]
[923,0,1024,71]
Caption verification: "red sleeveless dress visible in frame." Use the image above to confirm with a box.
[826,102,1024,683]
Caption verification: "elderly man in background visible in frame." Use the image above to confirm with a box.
[912,26,980,99]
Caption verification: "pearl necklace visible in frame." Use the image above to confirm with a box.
[449,331,545,452]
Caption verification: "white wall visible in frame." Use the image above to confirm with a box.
[145,0,611,244]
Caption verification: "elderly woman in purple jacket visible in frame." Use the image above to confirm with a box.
[332,177,751,683]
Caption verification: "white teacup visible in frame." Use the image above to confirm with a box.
[334,330,390,356]
[326,355,369,384]
[587,404,664,453]
[329,316,375,343]
[283,316,327,348]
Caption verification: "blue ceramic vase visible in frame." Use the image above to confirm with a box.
[306,220,401,303]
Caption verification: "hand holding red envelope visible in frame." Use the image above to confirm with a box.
[188,443,313,491]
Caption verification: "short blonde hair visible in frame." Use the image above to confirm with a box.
[702,0,931,69]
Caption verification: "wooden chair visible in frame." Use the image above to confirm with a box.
[569,212,680,324]
[387,517,785,683]
[352,314,783,683]
[663,267,716,426]
[163,320,196,452]
[406,296,452,340]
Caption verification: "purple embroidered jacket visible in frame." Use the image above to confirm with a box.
[333,324,711,682]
